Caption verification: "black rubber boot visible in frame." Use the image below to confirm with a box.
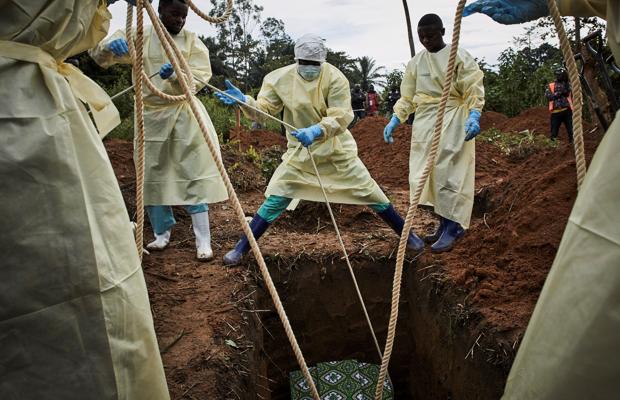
[223,214,271,266]
[376,204,425,252]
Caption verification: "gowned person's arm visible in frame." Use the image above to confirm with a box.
[89,29,132,68]
[317,72,354,137]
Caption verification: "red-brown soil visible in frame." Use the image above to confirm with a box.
[228,127,287,150]
[350,113,599,340]
[480,106,592,138]
[104,108,602,398]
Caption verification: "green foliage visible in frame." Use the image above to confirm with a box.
[258,146,282,180]
[380,69,404,115]
[106,117,134,140]
[383,69,404,91]
[327,50,358,82]
[482,42,562,117]
[350,56,386,90]
[243,144,282,181]
[478,128,558,159]
[199,93,237,142]
[481,17,609,117]
[209,0,264,91]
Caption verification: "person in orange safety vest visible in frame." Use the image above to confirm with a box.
[545,67,574,144]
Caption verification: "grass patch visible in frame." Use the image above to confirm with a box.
[478,128,557,160]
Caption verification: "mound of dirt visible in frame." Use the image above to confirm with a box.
[479,110,509,131]
[350,115,514,191]
[438,136,601,337]
[480,106,593,138]
[228,127,287,150]
[349,111,601,337]
[351,115,412,190]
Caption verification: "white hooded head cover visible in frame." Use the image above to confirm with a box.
[294,33,327,63]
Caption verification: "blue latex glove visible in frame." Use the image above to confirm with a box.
[159,63,174,79]
[107,38,129,56]
[214,80,246,106]
[291,124,323,147]
[464,110,482,141]
[383,114,400,144]
[463,0,548,24]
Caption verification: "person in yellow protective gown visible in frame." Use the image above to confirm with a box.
[90,0,228,261]
[383,13,485,253]
[215,33,426,266]
[0,1,169,399]
[464,0,620,398]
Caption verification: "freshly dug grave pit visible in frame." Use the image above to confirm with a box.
[245,258,507,399]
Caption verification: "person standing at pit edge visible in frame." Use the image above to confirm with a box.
[465,0,620,398]
[546,66,574,144]
[383,13,485,253]
[215,33,425,266]
[90,0,228,261]
[0,0,169,398]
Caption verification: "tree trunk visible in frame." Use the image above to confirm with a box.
[402,0,416,57]
[574,17,581,53]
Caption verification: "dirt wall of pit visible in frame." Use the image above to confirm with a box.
[248,258,507,399]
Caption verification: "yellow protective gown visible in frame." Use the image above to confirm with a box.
[394,45,485,228]
[90,26,228,206]
[243,63,389,205]
[503,1,620,399]
[0,1,168,399]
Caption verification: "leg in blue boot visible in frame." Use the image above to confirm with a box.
[431,218,465,253]
[223,196,291,266]
[223,214,271,265]
[373,203,425,252]
[423,216,446,244]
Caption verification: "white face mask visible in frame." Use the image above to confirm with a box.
[297,64,322,81]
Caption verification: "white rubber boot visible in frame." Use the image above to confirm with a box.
[146,229,171,251]
[192,211,213,261]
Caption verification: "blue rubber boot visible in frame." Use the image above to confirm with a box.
[376,204,425,252]
[431,218,465,253]
[223,214,271,266]
[423,216,446,244]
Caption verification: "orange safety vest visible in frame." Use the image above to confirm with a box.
[549,82,573,111]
